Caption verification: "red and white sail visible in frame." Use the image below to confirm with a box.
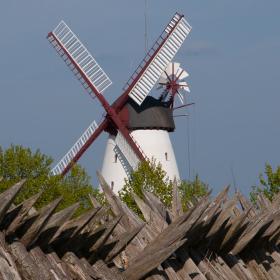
[51,120,100,176]
[48,21,112,97]
[124,13,191,106]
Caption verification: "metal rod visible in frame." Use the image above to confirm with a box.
[145,0,148,53]
[173,114,189,118]
[173,102,195,110]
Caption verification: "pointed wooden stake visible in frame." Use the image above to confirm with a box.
[105,224,144,263]
[133,192,167,232]
[97,171,123,216]
[21,197,62,248]
[0,179,26,224]
[123,239,186,280]
[90,215,122,253]
[172,178,183,220]
[36,202,80,248]
[97,171,141,229]
[142,190,169,220]
[89,193,101,208]
[50,206,101,246]
[6,191,42,234]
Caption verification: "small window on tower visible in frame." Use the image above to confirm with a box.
[165,152,168,161]
[114,153,118,163]
[111,181,114,190]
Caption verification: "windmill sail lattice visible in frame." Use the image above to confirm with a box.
[48,21,112,97]
[51,121,99,176]
[124,13,191,105]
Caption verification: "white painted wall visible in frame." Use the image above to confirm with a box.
[100,129,180,193]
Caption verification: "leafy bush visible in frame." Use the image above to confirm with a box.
[119,159,208,215]
[0,144,103,216]
[250,163,280,203]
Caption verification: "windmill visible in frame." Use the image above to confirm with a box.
[47,12,192,192]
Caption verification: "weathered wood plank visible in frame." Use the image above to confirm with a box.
[0,180,26,224]
[10,241,42,280]
[122,239,186,280]
[29,247,58,279]
[171,179,183,220]
[231,211,275,255]
[35,202,79,248]
[123,196,210,279]
[189,249,220,280]
[90,215,122,253]
[237,191,257,218]
[92,259,123,280]
[97,171,140,231]
[50,206,101,246]
[46,252,73,280]
[260,210,280,240]
[5,192,42,235]
[244,251,273,280]
[143,190,172,223]
[20,197,62,248]
[2,176,280,280]
[219,207,251,251]
[206,194,238,240]
[161,260,184,280]
[132,192,167,232]
[215,255,240,280]
[222,253,255,280]
[104,225,144,263]
[176,248,207,280]
[0,232,22,280]
[89,193,101,208]
[63,252,95,280]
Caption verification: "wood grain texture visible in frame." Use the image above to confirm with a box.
[0,176,280,279]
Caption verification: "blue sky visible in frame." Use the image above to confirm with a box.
[0,1,279,195]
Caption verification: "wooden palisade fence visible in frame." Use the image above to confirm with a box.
[0,173,279,279]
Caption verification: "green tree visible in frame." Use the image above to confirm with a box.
[119,160,173,215]
[179,175,209,211]
[119,159,208,215]
[0,144,103,215]
[250,163,280,202]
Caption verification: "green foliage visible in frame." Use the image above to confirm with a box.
[119,160,173,215]
[250,163,280,202]
[179,175,209,211]
[119,160,208,216]
[0,144,52,199]
[0,144,103,216]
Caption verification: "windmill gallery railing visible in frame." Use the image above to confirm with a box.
[1,173,280,279]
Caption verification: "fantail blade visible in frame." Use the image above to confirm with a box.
[177,68,189,80]
[177,90,185,104]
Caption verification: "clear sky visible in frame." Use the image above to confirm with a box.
[0,1,279,195]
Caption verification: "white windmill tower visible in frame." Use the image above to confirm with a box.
[101,61,191,192]
[47,13,192,194]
